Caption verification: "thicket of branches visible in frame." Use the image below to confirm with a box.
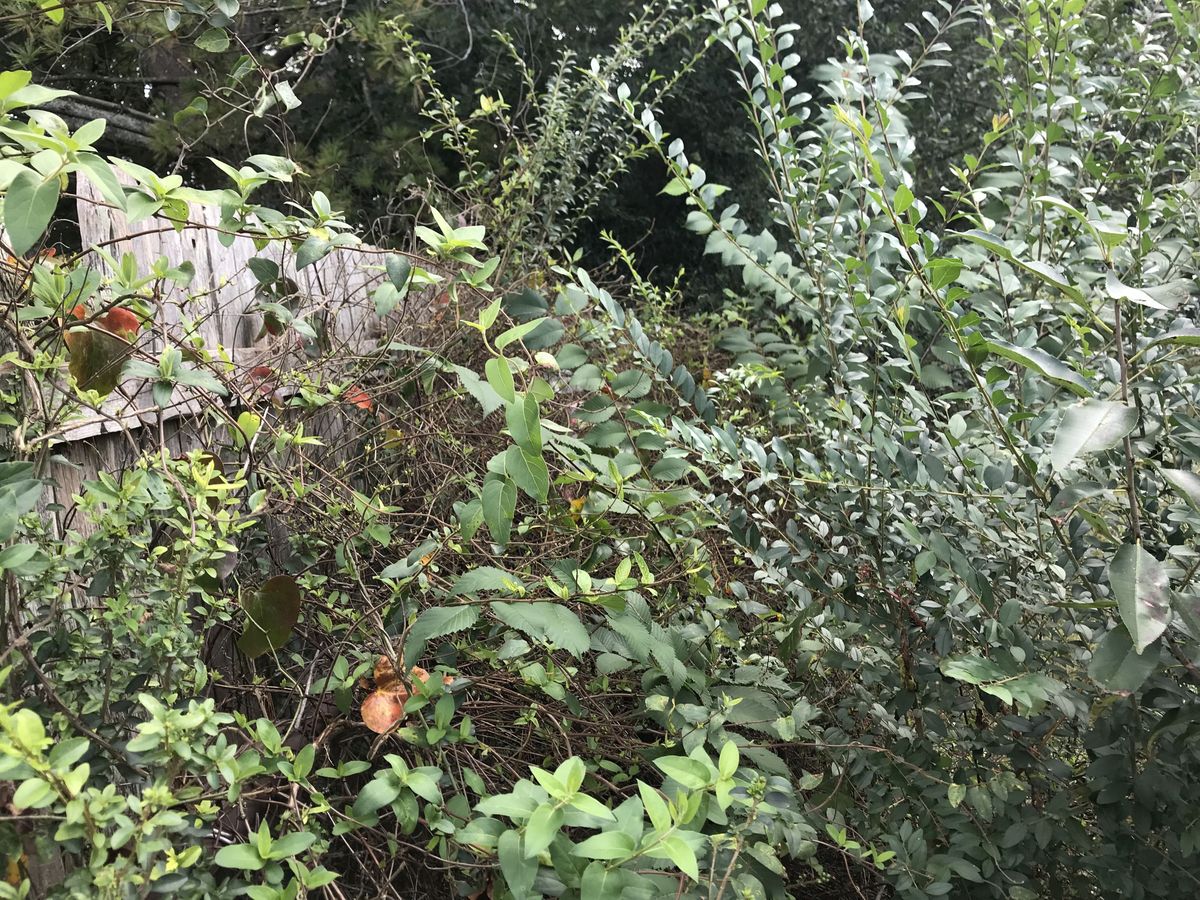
[2,1,1200,899]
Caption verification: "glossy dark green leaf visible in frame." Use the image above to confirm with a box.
[1089,624,1158,692]
[482,475,516,544]
[1110,543,1170,654]
[238,575,302,659]
[385,253,411,291]
[504,445,549,503]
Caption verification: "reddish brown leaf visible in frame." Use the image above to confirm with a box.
[97,307,140,339]
[361,689,407,734]
[248,366,277,396]
[374,655,398,691]
[344,386,373,411]
[263,311,285,336]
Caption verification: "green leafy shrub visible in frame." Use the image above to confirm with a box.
[2,0,1200,898]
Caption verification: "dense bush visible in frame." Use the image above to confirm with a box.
[1,0,1200,898]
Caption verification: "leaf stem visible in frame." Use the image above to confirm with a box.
[1112,292,1141,540]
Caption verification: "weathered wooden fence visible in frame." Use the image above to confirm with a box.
[43,181,396,536]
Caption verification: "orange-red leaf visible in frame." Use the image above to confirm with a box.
[374,655,398,691]
[97,307,140,339]
[361,690,406,734]
[373,657,452,694]
[345,386,372,410]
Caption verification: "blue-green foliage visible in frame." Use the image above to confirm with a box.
[3,0,1200,898]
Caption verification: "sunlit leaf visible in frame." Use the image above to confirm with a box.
[5,169,59,257]
[485,356,515,402]
[986,339,1090,397]
[1109,543,1169,654]
[1051,400,1137,471]
[1161,468,1200,510]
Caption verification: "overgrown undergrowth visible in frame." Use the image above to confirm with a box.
[3,1,1200,898]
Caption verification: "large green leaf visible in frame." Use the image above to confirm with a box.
[522,803,563,858]
[352,776,403,818]
[960,229,1010,256]
[454,498,484,541]
[295,236,331,269]
[238,575,302,659]
[385,253,411,291]
[1050,399,1137,471]
[986,340,1090,397]
[214,844,264,871]
[76,153,128,212]
[0,70,32,103]
[403,604,480,668]
[506,394,542,453]
[658,835,699,880]
[573,831,636,860]
[1161,468,1200,510]
[481,475,516,544]
[962,231,1083,302]
[0,471,43,543]
[495,318,547,351]
[939,654,1006,684]
[453,365,504,417]
[939,654,1062,713]
[1150,327,1200,349]
[1089,624,1159,692]
[1018,258,1082,302]
[653,756,711,790]
[5,168,59,256]
[1109,543,1169,654]
[267,831,316,859]
[1107,272,1193,310]
[448,567,524,597]
[504,445,549,503]
[490,602,591,657]
[497,830,537,899]
[4,81,72,111]
[485,356,515,403]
